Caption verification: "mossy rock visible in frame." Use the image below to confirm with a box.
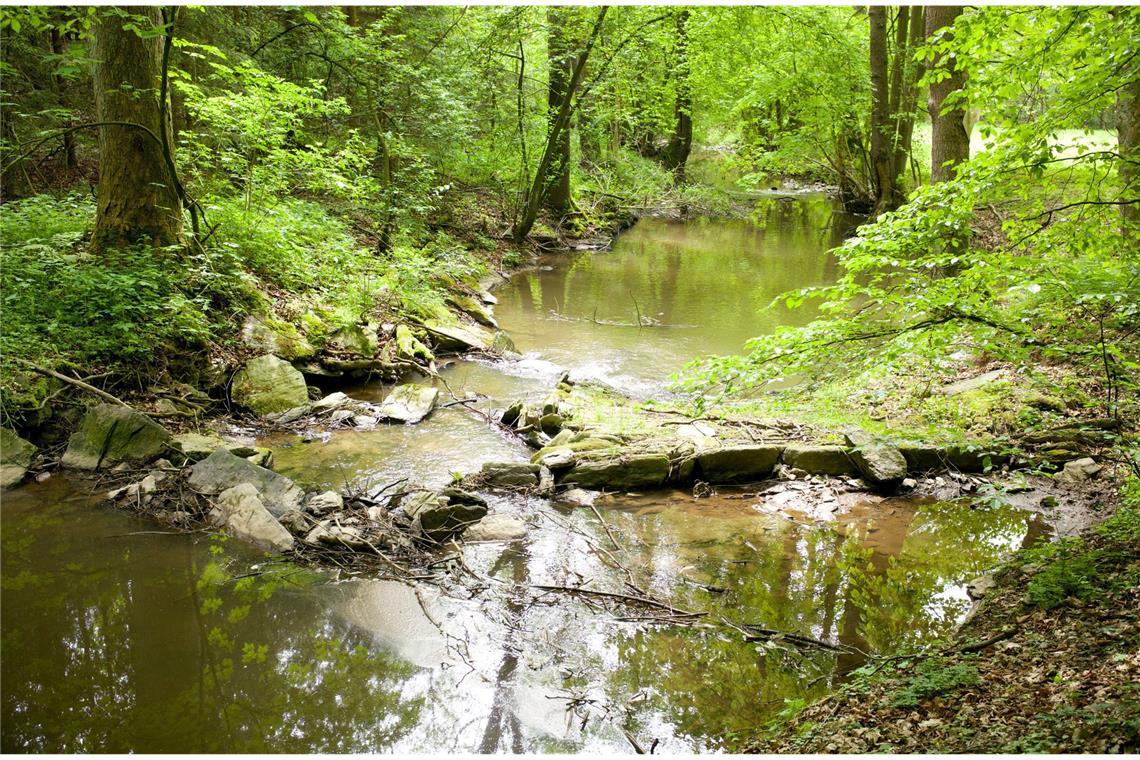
[241,316,316,361]
[328,324,380,357]
[231,355,311,416]
[783,444,857,475]
[395,324,434,363]
[447,292,498,328]
[696,445,783,483]
[564,452,671,490]
[1,428,36,488]
[61,404,171,471]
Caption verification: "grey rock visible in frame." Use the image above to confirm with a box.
[61,404,171,470]
[850,444,908,490]
[423,320,494,352]
[305,521,370,549]
[533,445,576,470]
[306,490,344,514]
[565,453,671,490]
[378,384,439,424]
[215,483,294,553]
[463,514,528,542]
[1057,456,1102,483]
[539,413,563,436]
[439,487,488,507]
[557,488,599,508]
[188,449,304,517]
[1,427,36,488]
[232,355,310,416]
[939,370,1005,396]
[537,466,555,496]
[481,461,543,488]
[328,324,379,356]
[312,392,353,414]
[782,445,856,475]
[402,490,488,539]
[169,432,227,463]
[695,445,782,483]
[268,405,311,424]
[500,400,524,428]
[278,509,316,535]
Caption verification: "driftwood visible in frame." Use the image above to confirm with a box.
[530,584,704,618]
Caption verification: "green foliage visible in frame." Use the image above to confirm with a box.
[889,659,981,708]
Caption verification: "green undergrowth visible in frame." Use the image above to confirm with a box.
[0,191,490,426]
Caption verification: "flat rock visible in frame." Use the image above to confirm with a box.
[1,428,36,488]
[423,320,494,352]
[939,369,1005,396]
[231,355,310,415]
[61,404,171,470]
[481,461,543,488]
[850,443,908,491]
[565,452,671,490]
[696,445,782,483]
[782,445,856,475]
[463,514,528,542]
[402,490,488,540]
[532,445,576,470]
[311,392,353,414]
[188,449,304,517]
[328,324,379,356]
[378,384,439,424]
[557,488,599,508]
[215,483,294,553]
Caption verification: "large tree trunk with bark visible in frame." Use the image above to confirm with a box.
[514,8,607,242]
[91,6,183,252]
[544,6,574,215]
[891,6,925,186]
[660,9,693,183]
[926,6,970,183]
[868,6,896,215]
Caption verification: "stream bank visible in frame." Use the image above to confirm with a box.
[3,197,1131,753]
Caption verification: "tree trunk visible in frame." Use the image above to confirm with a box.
[895,6,925,181]
[868,6,896,215]
[1118,58,1140,228]
[49,26,77,171]
[661,9,693,183]
[91,6,183,251]
[514,7,607,242]
[544,6,574,215]
[926,6,970,183]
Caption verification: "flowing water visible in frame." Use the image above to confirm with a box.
[1,196,1051,752]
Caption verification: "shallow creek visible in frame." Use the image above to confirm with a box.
[2,197,1050,752]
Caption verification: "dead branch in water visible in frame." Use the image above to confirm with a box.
[530,583,704,618]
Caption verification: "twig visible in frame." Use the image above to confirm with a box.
[589,504,623,552]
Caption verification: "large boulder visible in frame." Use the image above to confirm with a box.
[61,404,171,470]
[378,384,439,424]
[212,483,294,553]
[782,445,857,475]
[897,442,944,472]
[695,445,782,483]
[188,449,304,517]
[564,453,671,490]
[231,355,310,416]
[850,444,908,491]
[1,428,36,488]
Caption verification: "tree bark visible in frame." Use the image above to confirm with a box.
[514,7,607,242]
[895,6,925,182]
[49,26,77,171]
[544,6,574,215]
[926,6,970,183]
[91,6,183,251]
[1118,55,1140,228]
[661,9,693,183]
[868,6,896,215]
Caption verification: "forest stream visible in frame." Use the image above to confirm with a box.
[1,196,1054,753]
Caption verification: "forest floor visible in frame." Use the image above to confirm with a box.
[750,488,1140,753]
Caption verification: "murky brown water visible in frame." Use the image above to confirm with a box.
[2,200,1049,752]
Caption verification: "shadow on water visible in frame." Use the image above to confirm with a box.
[3,199,1054,753]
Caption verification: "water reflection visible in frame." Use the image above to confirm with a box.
[494,198,859,394]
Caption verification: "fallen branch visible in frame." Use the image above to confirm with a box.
[531,583,704,618]
[12,358,131,408]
